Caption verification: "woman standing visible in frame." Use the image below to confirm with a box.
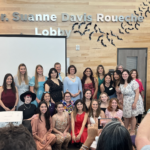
[31,101,56,150]
[95,65,105,99]
[62,92,74,115]
[105,98,123,119]
[63,65,82,102]
[45,68,63,103]
[113,70,123,109]
[30,65,47,107]
[100,73,116,99]
[0,74,18,111]
[71,99,88,147]
[82,89,92,112]
[120,69,144,135]
[52,102,71,150]
[130,69,144,126]
[116,65,124,73]
[41,92,55,117]
[81,68,98,99]
[14,63,30,109]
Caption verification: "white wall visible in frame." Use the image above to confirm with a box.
[0,36,66,85]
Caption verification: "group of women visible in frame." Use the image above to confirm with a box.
[0,63,145,150]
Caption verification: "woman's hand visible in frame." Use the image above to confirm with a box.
[72,135,76,142]
[40,138,46,144]
[63,131,67,137]
[132,102,136,109]
[115,117,124,126]
[76,134,81,141]
[10,107,15,111]
[5,107,10,111]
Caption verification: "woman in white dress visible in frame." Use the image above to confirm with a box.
[14,64,30,109]
[88,99,105,150]
[120,69,144,135]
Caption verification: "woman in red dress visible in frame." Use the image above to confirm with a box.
[81,68,98,99]
[71,99,88,148]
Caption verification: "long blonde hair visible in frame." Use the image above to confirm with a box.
[35,65,43,93]
[17,63,29,85]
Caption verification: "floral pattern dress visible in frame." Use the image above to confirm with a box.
[120,80,144,118]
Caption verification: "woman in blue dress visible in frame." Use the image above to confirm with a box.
[29,65,47,107]
[63,65,82,102]
[14,63,30,109]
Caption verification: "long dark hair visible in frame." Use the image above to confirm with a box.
[3,73,16,93]
[38,101,50,131]
[48,68,58,79]
[120,70,132,84]
[103,73,113,86]
[41,92,51,103]
[113,70,122,87]
[89,99,101,118]
[82,89,92,104]
[96,65,105,77]
[81,68,95,88]
[97,121,133,150]
[73,99,86,121]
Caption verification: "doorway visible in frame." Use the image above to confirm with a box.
[117,48,147,109]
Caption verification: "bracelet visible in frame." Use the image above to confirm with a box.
[82,144,89,149]
[81,146,87,150]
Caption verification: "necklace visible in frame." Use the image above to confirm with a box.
[70,75,75,79]
[24,103,31,109]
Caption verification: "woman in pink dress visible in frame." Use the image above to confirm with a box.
[130,69,144,125]
[31,101,56,150]
[71,99,88,148]
[113,70,123,109]
[105,98,123,119]
[81,68,98,99]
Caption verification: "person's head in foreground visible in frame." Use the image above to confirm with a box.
[96,121,133,150]
[0,124,36,150]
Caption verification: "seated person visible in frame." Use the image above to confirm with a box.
[99,92,109,113]
[41,92,55,117]
[18,91,37,120]
[105,98,123,119]
[52,102,71,150]
[62,92,74,115]
[80,117,134,150]
[31,101,56,150]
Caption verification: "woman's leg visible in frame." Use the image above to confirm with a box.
[62,133,71,149]
[130,117,136,135]
[124,118,130,129]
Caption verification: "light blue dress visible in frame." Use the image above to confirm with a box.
[29,76,47,107]
[63,76,82,102]
[14,76,30,110]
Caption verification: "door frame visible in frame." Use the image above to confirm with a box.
[117,48,147,111]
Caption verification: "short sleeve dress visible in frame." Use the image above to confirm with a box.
[29,76,47,107]
[44,79,63,103]
[14,76,30,109]
[120,80,144,118]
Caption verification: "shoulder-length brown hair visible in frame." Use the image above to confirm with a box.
[96,65,105,77]
[107,98,120,112]
[89,99,101,118]
[17,63,29,85]
[130,69,138,79]
[98,92,109,104]
[73,99,86,121]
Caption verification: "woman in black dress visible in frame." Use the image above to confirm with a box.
[100,73,116,99]
[45,68,63,103]
[18,91,37,120]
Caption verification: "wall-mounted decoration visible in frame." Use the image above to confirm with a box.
[79,22,86,29]
[101,39,107,47]
[97,35,104,42]
[72,22,78,30]
[89,31,94,40]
